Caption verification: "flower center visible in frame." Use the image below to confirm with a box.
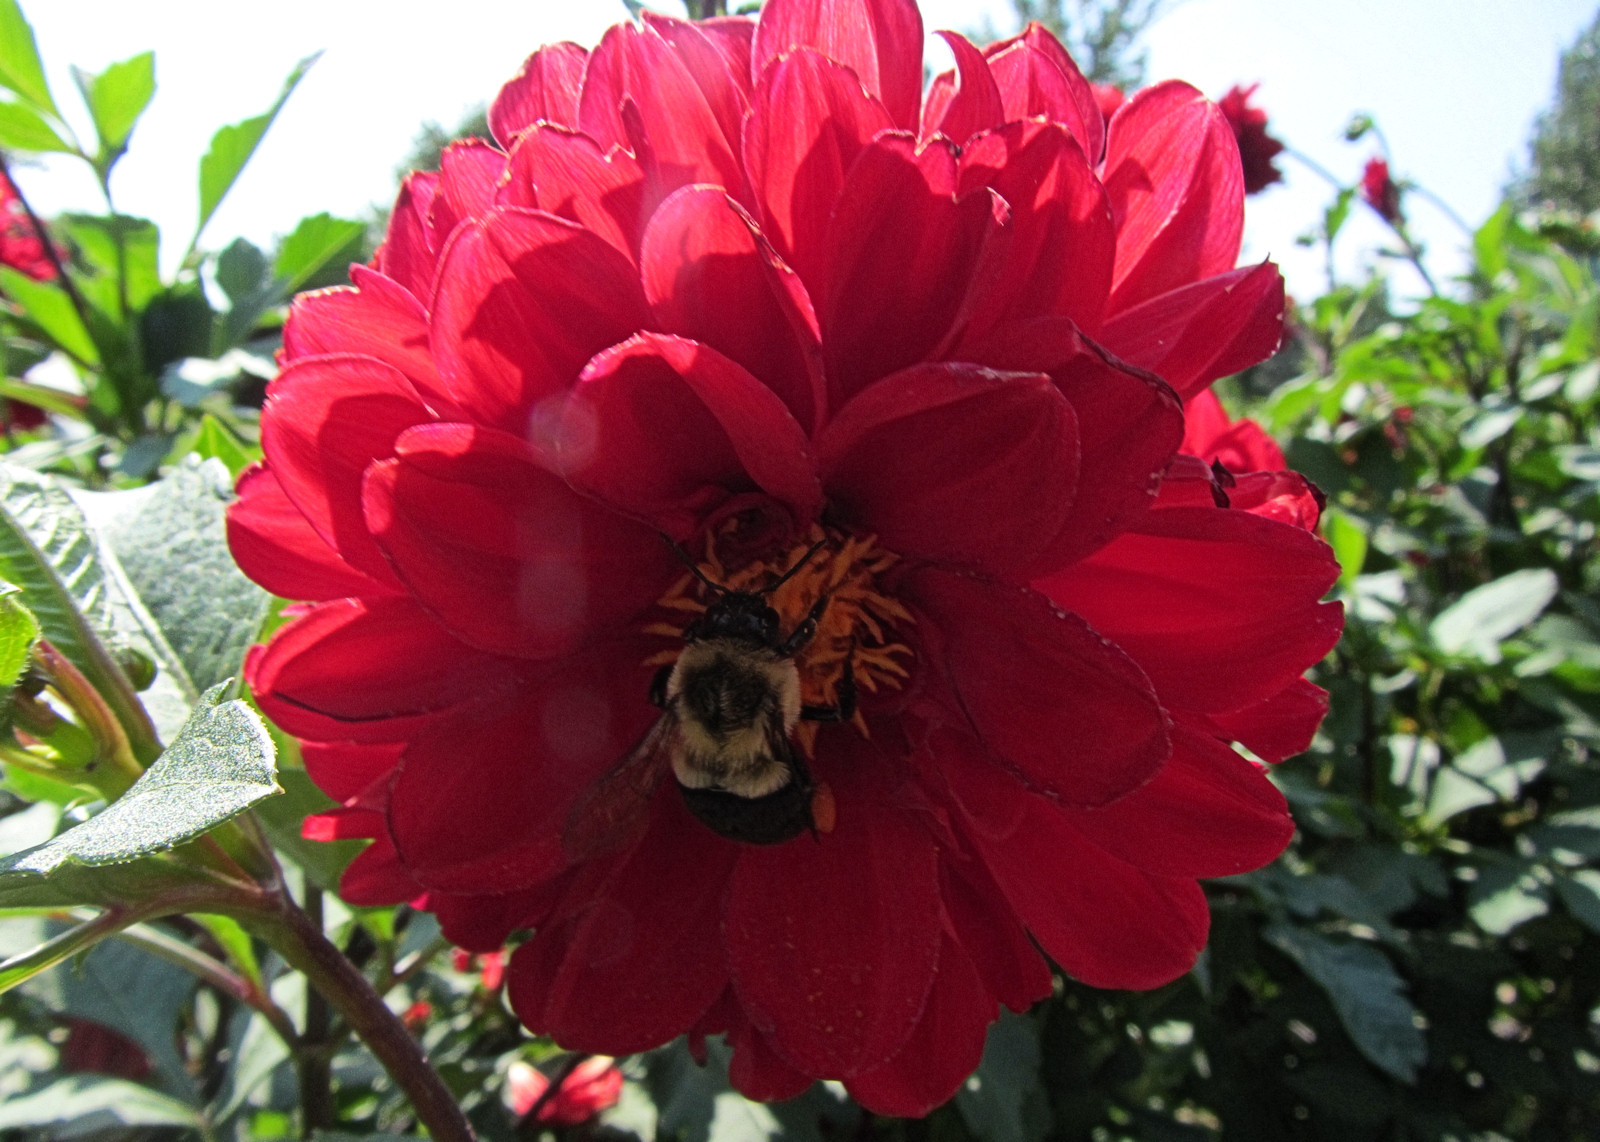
[644,524,913,754]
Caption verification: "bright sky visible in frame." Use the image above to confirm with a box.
[13,0,1597,302]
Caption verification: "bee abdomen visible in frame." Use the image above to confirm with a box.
[677,779,815,845]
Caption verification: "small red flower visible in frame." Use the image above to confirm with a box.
[0,172,58,282]
[235,0,1339,1114]
[58,1018,153,1082]
[1215,83,1284,195]
[1361,156,1402,224]
[507,1057,624,1125]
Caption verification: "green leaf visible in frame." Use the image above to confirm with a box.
[1429,568,1559,662]
[0,99,72,152]
[22,932,200,1096]
[1555,869,1600,933]
[55,213,162,314]
[214,238,270,305]
[71,51,154,156]
[195,53,319,242]
[192,911,261,988]
[192,414,257,478]
[273,212,365,294]
[0,266,98,364]
[956,1011,1049,1142]
[1321,508,1368,591]
[0,464,160,748]
[0,582,38,693]
[0,0,58,115]
[103,456,270,693]
[252,766,360,893]
[0,683,277,879]
[1468,860,1550,935]
[1263,923,1426,1083]
[0,1076,202,1133]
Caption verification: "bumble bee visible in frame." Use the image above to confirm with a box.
[564,540,854,855]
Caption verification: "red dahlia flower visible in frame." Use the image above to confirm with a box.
[230,0,1340,1115]
[1215,83,1284,195]
[507,1057,624,1125]
[1361,156,1403,224]
[0,172,58,282]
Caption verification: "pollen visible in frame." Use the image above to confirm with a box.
[645,524,914,752]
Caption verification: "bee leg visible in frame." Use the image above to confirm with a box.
[782,593,832,656]
[801,653,856,722]
[649,664,673,709]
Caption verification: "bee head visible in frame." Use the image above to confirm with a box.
[686,591,783,647]
[663,534,828,650]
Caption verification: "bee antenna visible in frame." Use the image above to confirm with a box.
[661,534,726,596]
[763,538,828,595]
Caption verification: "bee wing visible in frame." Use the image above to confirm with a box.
[562,714,677,864]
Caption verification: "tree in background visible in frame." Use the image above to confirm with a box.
[982,0,1163,86]
[1520,7,1600,214]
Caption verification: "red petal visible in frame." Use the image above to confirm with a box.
[743,48,894,294]
[364,422,674,658]
[248,596,514,743]
[502,125,646,260]
[301,740,402,803]
[340,835,423,907]
[727,738,941,1078]
[1207,677,1329,763]
[1103,81,1243,313]
[374,172,442,300]
[432,885,555,953]
[260,354,429,586]
[302,805,380,842]
[639,186,823,433]
[961,320,1183,571]
[508,785,737,1054]
[943,747,1209,989]
[928,32,1004,143]
[982,25,1103,163]
[941,851,1053,1012]
[641,13,752,171]
[577,22,744,199]
[282,267,450,411]
[816,363,1078,579]
[1100,262,1284,399]
[429,209,646,434]
[490,42,588,146]
[822,134,1005,404]
[957,119,1115,339]
[846,933,994,1117]
[430,140,506,241]
[694,17,757,100]
[1063,723,1293,878]
[753,0,924,130]
[1038,506,1343,714]
[387,632,661,892]
[554,333,822,537]
[227,464,388,602]
[727,1019,815,1102]
[905,569,1170,806]
[1180,388,1286,470]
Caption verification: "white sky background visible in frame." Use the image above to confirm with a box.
[13,0,1598,303]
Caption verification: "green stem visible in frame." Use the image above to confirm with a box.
[0,907,128,992]
[299,882,336,1138]
[239,892,474,1142]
